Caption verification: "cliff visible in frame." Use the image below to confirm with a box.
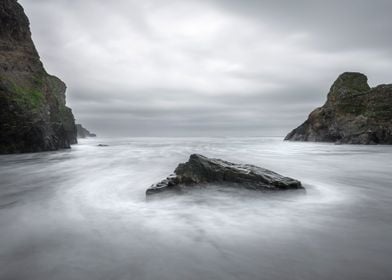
[285,72,392,144]
[0,0,77,154]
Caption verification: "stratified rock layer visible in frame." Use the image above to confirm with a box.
[285,72,392,144]
[146,154,303,195]
[0,0,77,154]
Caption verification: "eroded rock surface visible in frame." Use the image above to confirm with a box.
[146,154,303,195]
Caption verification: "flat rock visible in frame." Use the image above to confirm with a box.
[146,154,303,195]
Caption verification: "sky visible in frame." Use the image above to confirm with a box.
[19,0,392,137]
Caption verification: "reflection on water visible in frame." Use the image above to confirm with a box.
[1,137,392,280]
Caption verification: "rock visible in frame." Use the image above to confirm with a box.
[76,124,97,138]
[285,72,392,144]
[0,0,77,154]
[97,144,108,147]
[146,154,303,195]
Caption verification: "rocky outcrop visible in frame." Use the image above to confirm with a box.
[285,72,392,144]
[76,124,96,138]
[0,0,77,154]
[146,154,303,195]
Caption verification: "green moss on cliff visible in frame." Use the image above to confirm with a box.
[10,81,44,110]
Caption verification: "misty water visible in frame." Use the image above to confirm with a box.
[0,137,392,280]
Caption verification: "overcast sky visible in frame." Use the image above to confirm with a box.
[20,0,392,137]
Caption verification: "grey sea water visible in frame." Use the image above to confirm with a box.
[0,137,392,280]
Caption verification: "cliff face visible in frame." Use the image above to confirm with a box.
[0,0,77,154]
[285,72,392,144]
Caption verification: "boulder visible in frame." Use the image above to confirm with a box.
[146,154,303,195]
[97,144,108,147]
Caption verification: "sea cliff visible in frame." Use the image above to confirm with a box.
[0,0,77,153]
[285,72,392,144]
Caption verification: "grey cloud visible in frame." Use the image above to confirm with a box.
[18,0,392,137]
[207,0,392,53]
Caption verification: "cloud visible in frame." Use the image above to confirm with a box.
[19,0,392,136]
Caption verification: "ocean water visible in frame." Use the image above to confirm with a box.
[0,137,392,280]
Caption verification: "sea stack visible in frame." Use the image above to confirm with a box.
[0,0,77,154]
[76,124,96,138]
[285,72,392,144]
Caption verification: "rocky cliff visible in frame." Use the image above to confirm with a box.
[0,0,77,154]
[285,72,392,144]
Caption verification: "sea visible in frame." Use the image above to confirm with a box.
[1,137,392,280]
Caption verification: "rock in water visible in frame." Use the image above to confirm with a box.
[285,72,392,144]
[0,0,77,154]
[76,124,97,138]
[146,154,303,195]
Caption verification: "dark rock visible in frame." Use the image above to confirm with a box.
[97,144,108,147]
[285,72,392,144]
[0,0,77,154]
[76,124,97,138]
[146,154,303,195]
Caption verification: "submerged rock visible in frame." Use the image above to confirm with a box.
[285,72,392,144]
[146,154,303,195]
